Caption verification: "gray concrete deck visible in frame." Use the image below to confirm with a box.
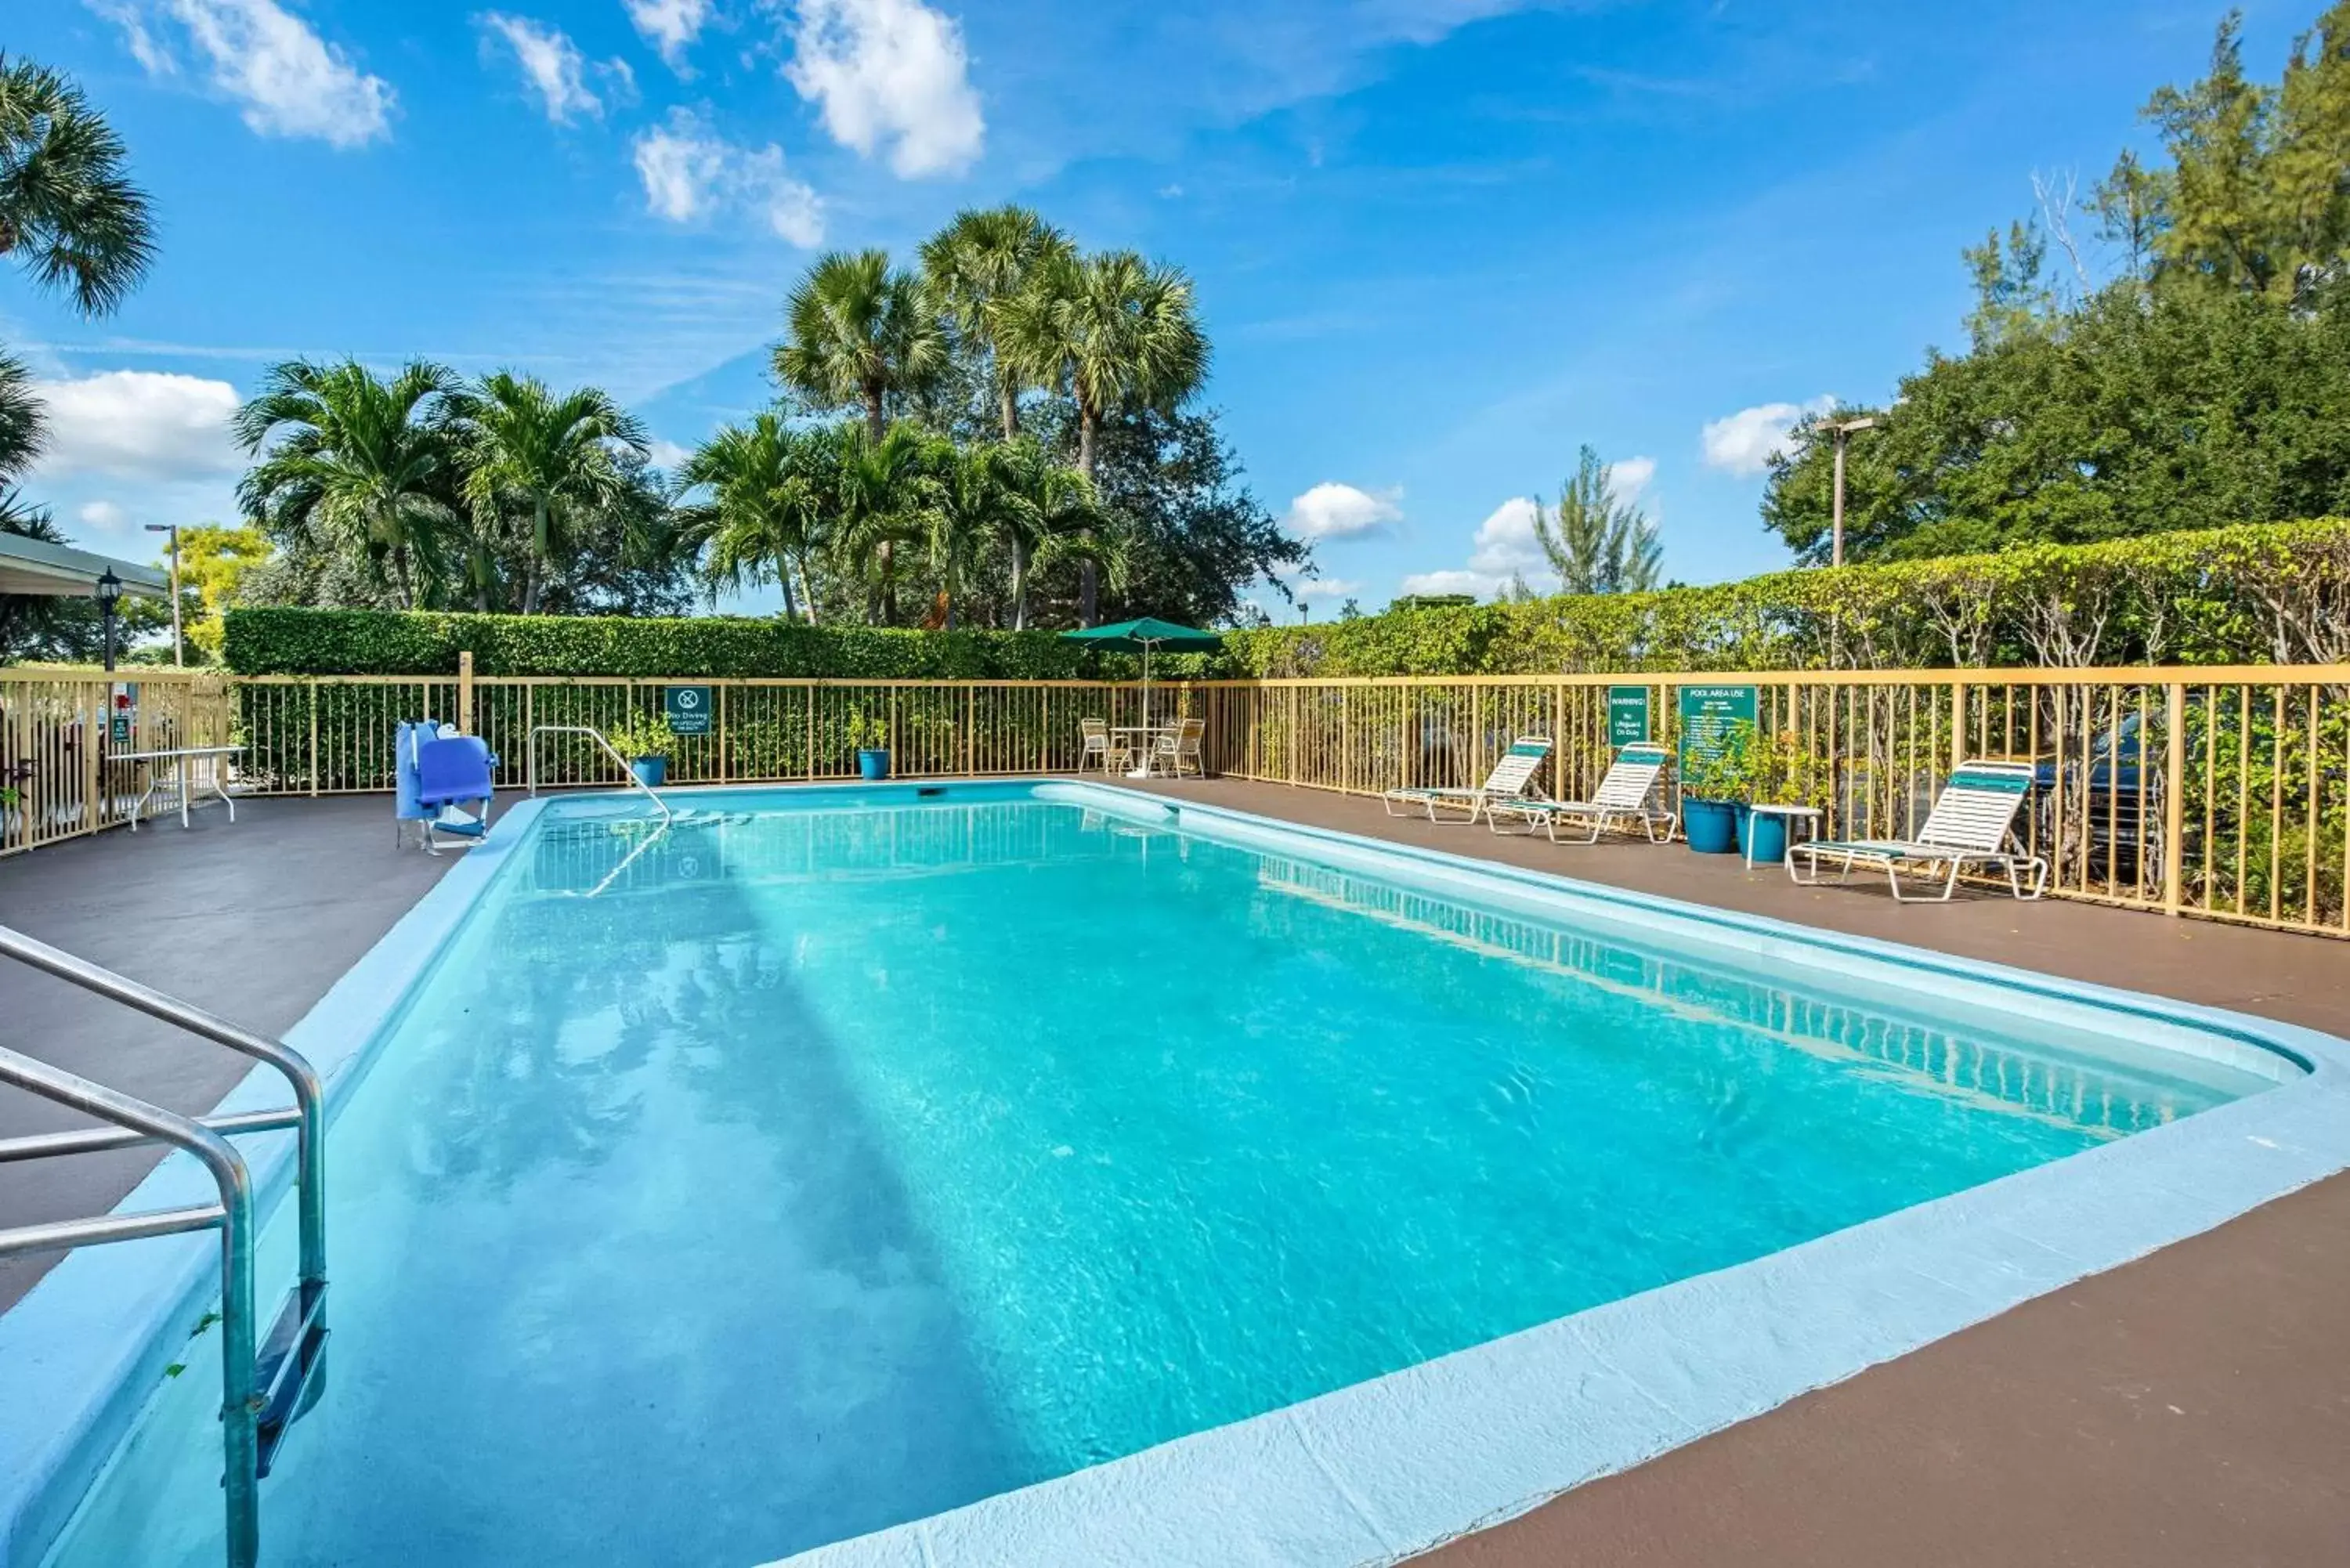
[2,780,2345,1566]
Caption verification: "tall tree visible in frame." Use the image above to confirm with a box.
[916,438,1024,630]
[920,206,1071,441]
[1533,446,1665,594]
[995,435,1101,630]
[0,54,156,316]
[775,250,946,442]
[832,421,935,626]
[234,359,465,609]
[678,413,837,622]
[0,345,41,484]
[457,372,650,615]
[1000,249,1208,623]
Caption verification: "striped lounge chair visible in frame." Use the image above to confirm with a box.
[1382,734,1553,825]
[1486,742,1676,844]
[1788,759,2048,903]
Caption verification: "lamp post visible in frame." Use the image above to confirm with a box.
[1824,417,1877,567]
[95,568,123,672]
[145,523,183,667]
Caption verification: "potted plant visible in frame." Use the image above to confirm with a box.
[846,706,891,781]
[606,714,676,788]
[1736,728,1831,865]
[1676,724,1752,854]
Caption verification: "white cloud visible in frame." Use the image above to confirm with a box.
[647,437,692,469]
[1284,481,1401,542]
[1608,455,1657,499]
[1701,396,1833,478]
[632,108,826,245]
[1397,496,1553,602]
[482,13,602,123]
[1291,577,1363,602]
[77,500,132,533]
[31,371,242,483]
[1396,569,1492,598]
[779,0,985,178]
[626,0,711,71]
[98,0,395,148]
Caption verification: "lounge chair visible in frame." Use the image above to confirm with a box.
[1788,759,2048,902]
[1487,742,1676,844]
[414,732,497,854]
[1078,717,1132,775]
[1147,717,1206,779]
[1383,734,1553,825]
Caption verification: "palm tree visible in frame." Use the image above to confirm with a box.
[833,421,934,626]
[916,439,1025,630]
[458,373,650,615]
[678,413,836,623]
[0,54,157,316]
[233,359,465,609]
[995,435,1101,630]
[774,250,946,443]
[0,345,42,482]
[920,207,1071,441]
[1000,249,1207,623]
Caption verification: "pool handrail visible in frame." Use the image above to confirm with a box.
[524,724,674,824]
[0,925,334,1568]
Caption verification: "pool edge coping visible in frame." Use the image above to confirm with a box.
[4,778,2346,1568]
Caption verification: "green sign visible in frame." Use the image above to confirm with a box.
[663,685,714,736]
[1607,686,1650,746]
[1676,683,1757,780]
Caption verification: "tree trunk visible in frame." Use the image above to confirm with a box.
[1076,403,1100,627]
[392,546,415,610]
[865,385,886,444]
[878,540,895,625]
[794,555,818,624]
[779,564,799,623]
[1010,536,1029,630]
[998,373,1020,443]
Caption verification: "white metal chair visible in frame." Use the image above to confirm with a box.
[1487,742,1676,843]
[1079,717,1132,775]
[1147,717,1206,779]
[1382,735,1553,824]
[1788,759,2048,902]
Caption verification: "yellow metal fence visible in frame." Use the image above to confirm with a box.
[6,663,2346,938]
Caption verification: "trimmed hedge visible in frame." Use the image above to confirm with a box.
[1223,518,2350,676]
[224,607,1115,679]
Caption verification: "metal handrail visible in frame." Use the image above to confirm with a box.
[0,1046,261,1568]
[526,724,674,823]
[0,926,331,1568]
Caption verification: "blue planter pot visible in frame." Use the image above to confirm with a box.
[857,748,891,781]
[629,756,667,788]
[1684,798,1740,854]
[1735,805,1791,865]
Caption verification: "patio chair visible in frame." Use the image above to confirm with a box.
[1079,717,1132,775]
[1382,734,1553,825]
[1787,759,2048,903]
[1487,742,1676,844]
[1147,717,1206,779]
[414,732,498,854]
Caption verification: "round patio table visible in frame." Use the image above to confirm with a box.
[1744,803,1823,869]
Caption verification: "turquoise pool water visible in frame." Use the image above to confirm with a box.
[49,789,2269,1566]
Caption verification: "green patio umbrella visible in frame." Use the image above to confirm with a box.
[1061,617,1222,737]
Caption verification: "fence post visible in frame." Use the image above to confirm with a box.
[306,679,319,798]
[1949,678,1966,771]
[965,685,976,775]
[718,681,730,783]
[2164,681,2186,916]
[457,651,475,736]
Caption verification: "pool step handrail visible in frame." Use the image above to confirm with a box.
[525,724,675,823]
[0,925,331,1568]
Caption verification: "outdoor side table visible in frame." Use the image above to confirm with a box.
[1745,803,1823,869]
[110,744,241,830]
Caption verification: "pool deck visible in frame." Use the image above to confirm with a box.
[3,781,2347,1566]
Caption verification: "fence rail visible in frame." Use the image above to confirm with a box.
[6,663,2346,938]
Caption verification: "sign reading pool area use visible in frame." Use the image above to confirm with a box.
[664,685,713,736]
[1607,686,1650,746]
[1676,684,1757,779]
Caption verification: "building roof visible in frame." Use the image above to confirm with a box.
[0,533,172,599]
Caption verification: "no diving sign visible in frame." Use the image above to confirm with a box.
[663,685,713,736]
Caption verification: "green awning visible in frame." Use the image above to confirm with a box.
[1058,617,1223,651]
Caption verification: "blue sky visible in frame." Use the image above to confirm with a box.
[4,0,2312,619]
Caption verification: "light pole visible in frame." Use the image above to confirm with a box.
[1824,416,1876,567]
[145,523,183,666]
[95,568,123,672]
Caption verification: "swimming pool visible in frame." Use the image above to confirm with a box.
[8,781,2347,1568]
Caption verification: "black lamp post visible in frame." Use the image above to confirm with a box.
[96,568,122,672]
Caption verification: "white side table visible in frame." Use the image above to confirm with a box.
[1744,803,1823,869]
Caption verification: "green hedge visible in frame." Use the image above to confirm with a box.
[224,607,1115,679]
[1222,518,2350,676]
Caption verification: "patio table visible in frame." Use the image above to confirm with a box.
[1744,802,1822,869]
[1111,725,1177,780]
[109,744,240,830]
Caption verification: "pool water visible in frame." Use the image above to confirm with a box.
[49,792,2267,1566]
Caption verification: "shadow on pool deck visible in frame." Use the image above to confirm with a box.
[1112,775,2350,1568]
[4,781,2346,1566]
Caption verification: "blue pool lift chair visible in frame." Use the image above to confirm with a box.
[410,726,499,854]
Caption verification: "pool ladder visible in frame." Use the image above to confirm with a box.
[525,723,675,823]
[0,925,329,1568]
